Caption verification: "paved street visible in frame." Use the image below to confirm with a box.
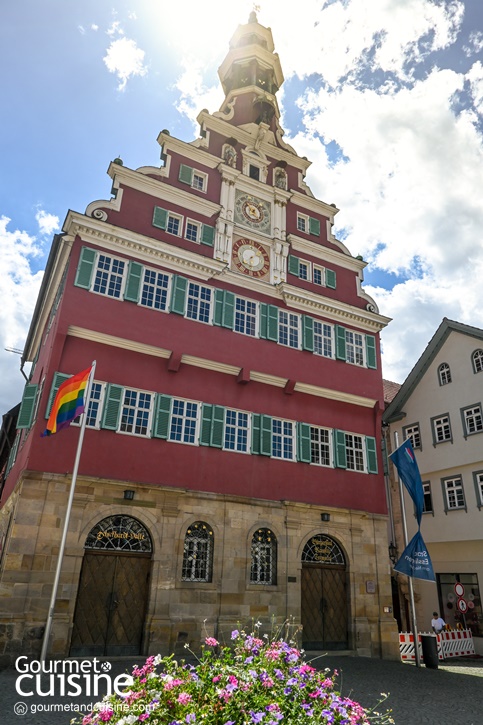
[0,653,482,725]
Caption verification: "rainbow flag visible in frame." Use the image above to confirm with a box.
[42,366,92,436]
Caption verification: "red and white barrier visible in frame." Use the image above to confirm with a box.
[399,630,475,661]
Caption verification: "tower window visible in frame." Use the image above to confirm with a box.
[249,164,260,181]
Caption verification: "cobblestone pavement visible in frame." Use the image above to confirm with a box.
[0,654,482,725]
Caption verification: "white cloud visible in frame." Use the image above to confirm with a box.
[103,36,147,91]
[35,209,59,237]
[0,217,44,413]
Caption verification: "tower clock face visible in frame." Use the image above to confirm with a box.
[232,238,270,278]
[234,191,271,234]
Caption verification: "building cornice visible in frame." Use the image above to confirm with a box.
[289,189,339,219]
[63,211,226,281]
[288,234,365,272]
[67,326,377,409]
[155,133,223,169]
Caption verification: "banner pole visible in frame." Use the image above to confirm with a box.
[40,361,96,663]
[394,432,421,667]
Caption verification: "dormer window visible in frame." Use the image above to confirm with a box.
[249,164,260,181]
[242,148,268,183]
[438,362,452,386]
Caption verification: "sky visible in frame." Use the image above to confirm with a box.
[1,0,483,415]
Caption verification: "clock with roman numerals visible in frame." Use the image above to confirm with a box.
[232,238,270,278]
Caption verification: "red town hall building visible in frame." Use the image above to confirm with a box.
[0,14,399,662]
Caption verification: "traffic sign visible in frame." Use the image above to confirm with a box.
[454,582,465,598]
[457,598,468,613]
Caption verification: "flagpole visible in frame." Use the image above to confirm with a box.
[394,432,421,667]
[40,360,96,663]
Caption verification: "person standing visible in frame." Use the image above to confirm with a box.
[431,611,446,633]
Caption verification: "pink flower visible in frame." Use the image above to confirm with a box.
[205,637,219,646]
[98,709,114,722]
[177,692,192,705]
[138,715,150,722]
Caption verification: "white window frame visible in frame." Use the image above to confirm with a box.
[296,213,309,234]
[475,471,483,508]
[191,170,207,192]
[185,218,202,244]
[223,409,250,454]
[298,260,311,281]
[438,362,452,386]
[140,268,171,312]
[443,476,465,511]
[310,426,332,467]
[422,481,433,514]
[345,330,365,366]
[118,388,153,438]
[185,282,213,324]
[168,398,200,445]
[403,423,422,450]
[278,310,301,349]
[73,381,106,429]
[272,418,295,461]
[472,349,483,374]
[462,404,483,436]
[313,321,334,359]
[166,212,183,237]
[234,296,258,337]
[313,265,325,286]
[432,414,452,444]
[92,253,126,299]
[345,433,365,472]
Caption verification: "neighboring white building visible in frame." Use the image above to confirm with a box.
[383,318,483,654]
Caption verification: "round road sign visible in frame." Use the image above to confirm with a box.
[457,598,468,613]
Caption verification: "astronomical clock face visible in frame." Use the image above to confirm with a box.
[234,191,271,234]
[232,238,270,278]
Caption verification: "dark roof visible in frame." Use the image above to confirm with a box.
[383,379,401,405]
[383,318,483,423]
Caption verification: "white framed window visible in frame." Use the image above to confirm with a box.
[296,213,320,237]
[423,481,433,513]
[462,404,483,436]
[443,476,465,511]
[92,254,126,299]
[313,321,334,358]
[119,388,153,437]
[234,297,258,337]
[438,362,452,385]
[272,419,295,460]
[403,423,422,450]
[313,265,325,286]
[345,433,365,472]
[185,219,201,243]
[298,260,311,281]
[224,409,250,453]
[140,269,170,311]
[432,414,452,444]
[192,170,207,192]
[310,426,331,467]
[73,381,105,429]
[169,399,200,444]
[186,282,212,324]
[474,471,483,508]
[278,310,300,349]
[178,164,208,193]
[472,349,483,374]
[166,212,183,236]
[345,330,365,366]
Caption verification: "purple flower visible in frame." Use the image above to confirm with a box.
[231,629,239,640]
[250,712,265,723]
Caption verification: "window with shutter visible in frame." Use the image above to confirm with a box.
[17,384,39,429]
[45,373,71,418]
[153,394,172,439]
[124,261,143,303]
[365,436,378,473]
[333,429,347,469]
[296,422,312,463]
[365,335,377,369]
[75,247,96,289]
[101,384,124,431]
[325,268,337,289]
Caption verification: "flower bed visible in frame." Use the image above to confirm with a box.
[76,625,393,724]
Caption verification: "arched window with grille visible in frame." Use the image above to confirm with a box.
[438,362,452,386]
[472,349,483,374]
[250,528,277,585]
[181,521,214,582]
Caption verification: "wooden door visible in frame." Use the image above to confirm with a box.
[301,565,348,650]
[71,552,150,656]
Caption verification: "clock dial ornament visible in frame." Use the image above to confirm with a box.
[232,239,270,278]
[234,191,271,234]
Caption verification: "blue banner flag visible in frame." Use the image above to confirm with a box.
[390,439,424,525]
[394,530,435,581]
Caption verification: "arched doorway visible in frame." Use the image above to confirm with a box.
[70,515,152,657]
[301,534,348,650]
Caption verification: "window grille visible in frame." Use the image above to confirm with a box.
[250,528,277,585]
[182,521,214,582]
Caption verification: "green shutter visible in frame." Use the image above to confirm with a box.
[333,430,347,469]
[302,316,314,352]
[124,261,143,303]
[213,289,224,326]
[260,415,272,456]
[179,164,194,185]
[170,275,188,315]
[251,413,261,454]
[365,436,378,474]
[288,255,300,276]
[152,206,168,230]
[6,433,20,474]
[222,291,235,329]
[259,304,268,339]
[74,247,96,289]
[267,305,279,342]
[211,406,225,448]
[365,335,377,369]
[200,403,213,446]
[297,422,312,463]
[201,225,215,246]
[325,269,337,289]
[153,394,172,439]
[309,217,321,236]
[17,384,39,429]
[335,325,347,361]
[101,384,123,430]
[45,372,71,418]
